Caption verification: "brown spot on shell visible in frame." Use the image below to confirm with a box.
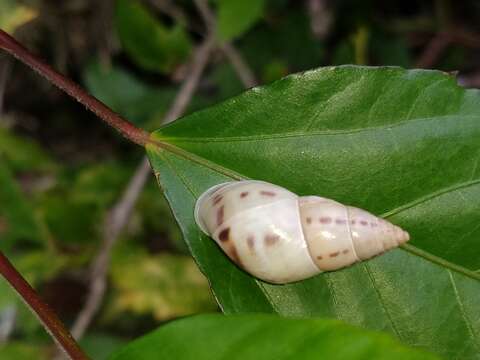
[260,190,276,197]
[229,246,243,267]
[217,205,224,226]
[240,191,249,198]
[213,194,223,206]
[351,219,356,225]
[316,255,323,260]
[212,183,228,194]
[360,220,368,226]
[218,228,230,242]
[329,251,340,257]
[319,217,332,224]
[264,234,280,246]
[247,235,255,251]
[335,218,347,225]
[342,249,349,254]
[306,217,312,224]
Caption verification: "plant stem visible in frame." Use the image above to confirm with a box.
[0,29,149,147]
[193,0,258,88]
[70,34,216,341]
[0,251,89,360]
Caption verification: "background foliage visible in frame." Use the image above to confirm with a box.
[1,0,480,358]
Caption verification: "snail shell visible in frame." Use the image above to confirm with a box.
[194,180,409,284]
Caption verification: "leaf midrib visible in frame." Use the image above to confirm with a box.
[159,146,480,353]
[148,140,480,285]
[156,114,477,144]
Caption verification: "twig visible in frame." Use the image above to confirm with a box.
[449,27,480,48]
[221,43,257,88]
[307,0,334,40]
[457,71,480,88]
[148,0,203,33]
[0,29,149,146]
[69,158,151,340]
[415,32,451,68]
[0,252,89,360]
[150,0,257,88]
[193,0,258,88]
[70,34,216,341]
[163,35,216,124]
[193,0,216,31]
[0,56,12,116]
[0,305,16,343]
[94,0,115,67]
[414,25,480,69]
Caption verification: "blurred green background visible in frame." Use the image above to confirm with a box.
[1,0,480,358]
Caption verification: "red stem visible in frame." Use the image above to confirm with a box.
[0,29,149,146]
[0,252,89,360]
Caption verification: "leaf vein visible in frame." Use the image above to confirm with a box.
[405,77,450,120]
[305,74,367,131]
[447,269,480,355]
[159,115,477,144]
[363,262,403,340]
[382,179,480,219]
[160,150,197,197]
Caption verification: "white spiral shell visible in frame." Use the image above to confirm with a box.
[194,180,409,284]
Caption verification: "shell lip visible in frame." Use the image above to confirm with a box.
[194,182,234,235]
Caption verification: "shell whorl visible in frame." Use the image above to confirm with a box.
[194,180,409,284]
[299,196,409,272]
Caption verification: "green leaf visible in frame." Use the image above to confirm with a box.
[0,128,56,172]
[0,161,42,249]
[10,250,69,286]
[38,162,130,245]
[80,333,126,360]
[209,63,245,101]
[370,34,411,68]
[217,0,266,41]
[0,341,49,360]
[115,0,192,74]
[40,195,98,245]
[109,314,439,360]
[107,250,217,321]
[137,181,185,252]
[83,62,176,128]
[147,65,480,359]
[241,10,323,74]
[0,0,37,33]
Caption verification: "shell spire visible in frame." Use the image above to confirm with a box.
[298,196,409,271]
